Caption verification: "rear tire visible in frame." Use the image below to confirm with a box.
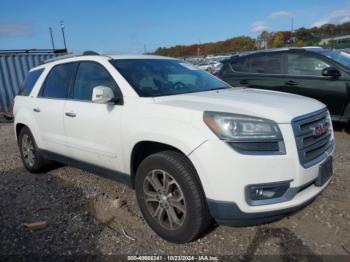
[18,127,49,173]
[135,150,210,243]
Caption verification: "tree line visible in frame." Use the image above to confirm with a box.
[154,22,350,57]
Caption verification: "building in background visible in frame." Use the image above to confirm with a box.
[320,35,350,49]
[0,49,66,113]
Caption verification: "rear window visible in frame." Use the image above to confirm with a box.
[18,68,44,96]
[40,63,77,99]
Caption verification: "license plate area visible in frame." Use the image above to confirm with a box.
[315,156,333,187]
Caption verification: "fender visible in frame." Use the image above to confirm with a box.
[122,117,215,198]
[340,102,350,123]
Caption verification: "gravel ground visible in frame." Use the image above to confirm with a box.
[0,121,349,260]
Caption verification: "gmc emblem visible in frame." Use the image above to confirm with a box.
[312,122,329,137]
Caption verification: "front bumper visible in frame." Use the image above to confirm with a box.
[188,123,334,223]
[207,178,330,226]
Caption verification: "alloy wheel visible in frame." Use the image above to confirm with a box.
[21,134,36,167]
[143,169,186,230]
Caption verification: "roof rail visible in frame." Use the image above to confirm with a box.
[82,50,100,55]
[43,50,100,64]
[302,46,323,49]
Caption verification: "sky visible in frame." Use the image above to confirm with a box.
[1,0,350,53]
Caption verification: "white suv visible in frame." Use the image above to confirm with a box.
[13,52,334,243]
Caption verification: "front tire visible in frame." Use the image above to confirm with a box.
[135,151,210,243]
[18,127,49,173]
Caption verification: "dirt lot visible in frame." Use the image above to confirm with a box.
[0,121,349,260]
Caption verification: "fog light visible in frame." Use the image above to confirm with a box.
[255,188,263,197]
[247,182,290,204]
[255,188,275,198]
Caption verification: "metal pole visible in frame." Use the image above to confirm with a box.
[197,41,201,57]
[49,27,55,50]
[291,17,294,46]
[60,21,67,51]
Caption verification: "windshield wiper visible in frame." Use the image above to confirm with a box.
[209,86,230,91]
[152,87,231,97]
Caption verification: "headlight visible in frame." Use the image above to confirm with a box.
[203,111,282,141]
[203,111,285,154]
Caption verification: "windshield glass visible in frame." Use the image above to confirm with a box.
[317,50,350,69]
[111,59,230,97]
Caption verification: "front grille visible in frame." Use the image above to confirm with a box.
[292,109,334,168]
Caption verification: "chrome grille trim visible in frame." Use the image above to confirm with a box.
[292,108,334,168]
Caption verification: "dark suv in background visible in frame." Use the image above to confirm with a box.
[218,47,350,123]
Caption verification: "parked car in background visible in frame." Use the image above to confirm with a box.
[14,52,334,243]
[217,47,350,123]
[197,61,223,74]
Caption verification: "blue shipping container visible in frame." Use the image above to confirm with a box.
[0,52,61,112]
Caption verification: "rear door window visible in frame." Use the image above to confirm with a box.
[72,62,120,101]
[40,63,77,99]
[230,54,284,74]
[18,68,44,96]
[287,54,331,76]
[230,58,250,73]
[250,54,284,74]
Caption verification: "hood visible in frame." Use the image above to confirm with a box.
[153,88,326,123]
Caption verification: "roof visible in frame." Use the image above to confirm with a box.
[232,47,325,58]
[33,52,176,70]
[108,54,175,60]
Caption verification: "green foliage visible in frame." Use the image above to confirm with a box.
[154,22,350,57]
[270,32,285,48]
[154,36,257,57]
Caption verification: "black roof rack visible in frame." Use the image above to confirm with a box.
[44,50,101,63]
[82,51,100,55]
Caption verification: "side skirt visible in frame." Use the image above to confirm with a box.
[40,149,132,187]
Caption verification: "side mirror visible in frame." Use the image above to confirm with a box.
[322,67,341,78]
[92,86,115,104]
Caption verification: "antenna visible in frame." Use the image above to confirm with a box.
[49,27,55,50]
[60,21,67,51]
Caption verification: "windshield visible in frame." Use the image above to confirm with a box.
[317,50,350,69]
[111,59,230,97]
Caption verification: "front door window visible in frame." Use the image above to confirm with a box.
[287,54,330,76]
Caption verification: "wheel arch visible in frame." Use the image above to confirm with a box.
[130,141,180,187]
[15,123,27,139]
[129,140,206,198]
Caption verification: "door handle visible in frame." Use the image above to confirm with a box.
[33,108,40,113]
[65,112,76,118]
[239,80,249,85]
[285,80,299,86]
